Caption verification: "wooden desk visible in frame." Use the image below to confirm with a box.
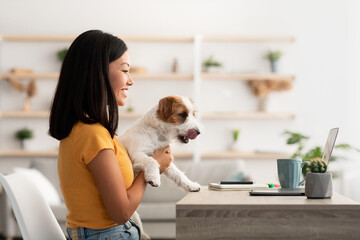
[176,187,360,240]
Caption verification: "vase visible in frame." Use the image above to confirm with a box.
[20,139,30,150]
[229,139,241,151]
[257,95,268,112]
[205,66,221,73]
[270,60,278,73]
[305,172,332,199]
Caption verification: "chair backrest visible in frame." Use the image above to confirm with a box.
[0,172,66,240]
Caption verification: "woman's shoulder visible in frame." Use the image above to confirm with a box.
[74,122,111,138]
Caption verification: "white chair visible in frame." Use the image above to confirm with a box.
[0,172,66,240]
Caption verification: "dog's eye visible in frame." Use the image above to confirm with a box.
[178,112,188,118]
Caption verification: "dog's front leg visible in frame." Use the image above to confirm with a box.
[132,152,161,187]
[164,163,201,192]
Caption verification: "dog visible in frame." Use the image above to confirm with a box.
[119,95,203,239]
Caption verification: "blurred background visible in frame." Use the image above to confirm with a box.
[0,0,359,218]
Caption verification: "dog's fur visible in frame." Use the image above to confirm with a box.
[119,95,203,239]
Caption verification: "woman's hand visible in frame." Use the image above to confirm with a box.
[152,146,174,174]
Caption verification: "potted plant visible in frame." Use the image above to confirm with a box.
[264,50,282,73]
[283,131,360,178]
[229,129,241,151]
[304,158,332,199]
[57,48,68,62]
[203,55,222,73]
[15,128,34,150]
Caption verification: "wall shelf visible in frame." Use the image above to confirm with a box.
[202,112,295,120]
[0,111,295,120]
[1,35,294,43]
[0,72,193,81]
[0,111,49,118]
[0,111,145,119]
[201,151,291,159]
[0,72,59,80]
[202,73,295,81]
[0,150,193,159]
[0,150,290,160]
[202,35,295,42]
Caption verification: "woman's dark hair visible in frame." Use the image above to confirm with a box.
[49,30,127,140]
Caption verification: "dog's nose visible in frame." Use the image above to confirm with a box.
[195,129,201,135]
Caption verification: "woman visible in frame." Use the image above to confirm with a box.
[49,30,173,240]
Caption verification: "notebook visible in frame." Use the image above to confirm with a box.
[208,183,268,191]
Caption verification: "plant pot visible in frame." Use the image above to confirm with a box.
[270,60,278,73]
[305,172,332,199]
[204,66,222,73]
[257,95,268,112]
[20,139,30,150]
[228,139,241,151]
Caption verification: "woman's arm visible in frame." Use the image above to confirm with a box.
[88,149,146,224]
[87,146,173,225]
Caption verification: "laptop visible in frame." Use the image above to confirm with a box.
[250,128,339,196]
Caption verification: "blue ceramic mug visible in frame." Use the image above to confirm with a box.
[277,158,309,189]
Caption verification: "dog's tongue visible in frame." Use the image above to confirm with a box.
[185,129,198,140]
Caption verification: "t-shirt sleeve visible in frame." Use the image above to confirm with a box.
[75,124,115,165]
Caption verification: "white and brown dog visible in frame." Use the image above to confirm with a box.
[119,95,203,239]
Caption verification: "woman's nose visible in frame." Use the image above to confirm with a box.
[128,74,134,86]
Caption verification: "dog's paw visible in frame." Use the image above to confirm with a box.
[186,182,201,192]
[145,172,161,187]
[141,232,151,240]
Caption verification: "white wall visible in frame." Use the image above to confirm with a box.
[0,0,359,200]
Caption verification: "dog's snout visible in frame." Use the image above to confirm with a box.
[195,129,201,135]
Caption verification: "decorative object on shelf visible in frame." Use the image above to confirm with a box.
[6,68,38,112]
[304,158,332,199]
[203,55,222,73]
[264,50,282,73]
[247,79,292,111]
[172,58,179,73]
[130,67,147,74]
[15,127,34,150]
[57,48,68,62]
[228,129,241,151]
[283,130,360,178]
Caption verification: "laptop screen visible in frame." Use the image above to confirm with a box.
[322,128,339,164]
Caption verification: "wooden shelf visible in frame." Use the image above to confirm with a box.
[132,73,193,80]
[202,112,295,120]
[203,35,295,42]
[0,150,58,158]
[0,111,49,118]
[0,35,194,43]
[0,72,193,81]
[0,150,289,160]
[0,111,294,120]
[1,35,294,43]
[202,73,295,81]
[0,111,145,119]
[0,72,59,80]
[0,72,294,82]
[0,150,193,159]
[201,151,292,160]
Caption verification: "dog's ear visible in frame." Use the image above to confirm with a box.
[157,96,177,123]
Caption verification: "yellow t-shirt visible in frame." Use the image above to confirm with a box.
[58,122,134,229]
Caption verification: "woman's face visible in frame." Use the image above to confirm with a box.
[109,51,133,106]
